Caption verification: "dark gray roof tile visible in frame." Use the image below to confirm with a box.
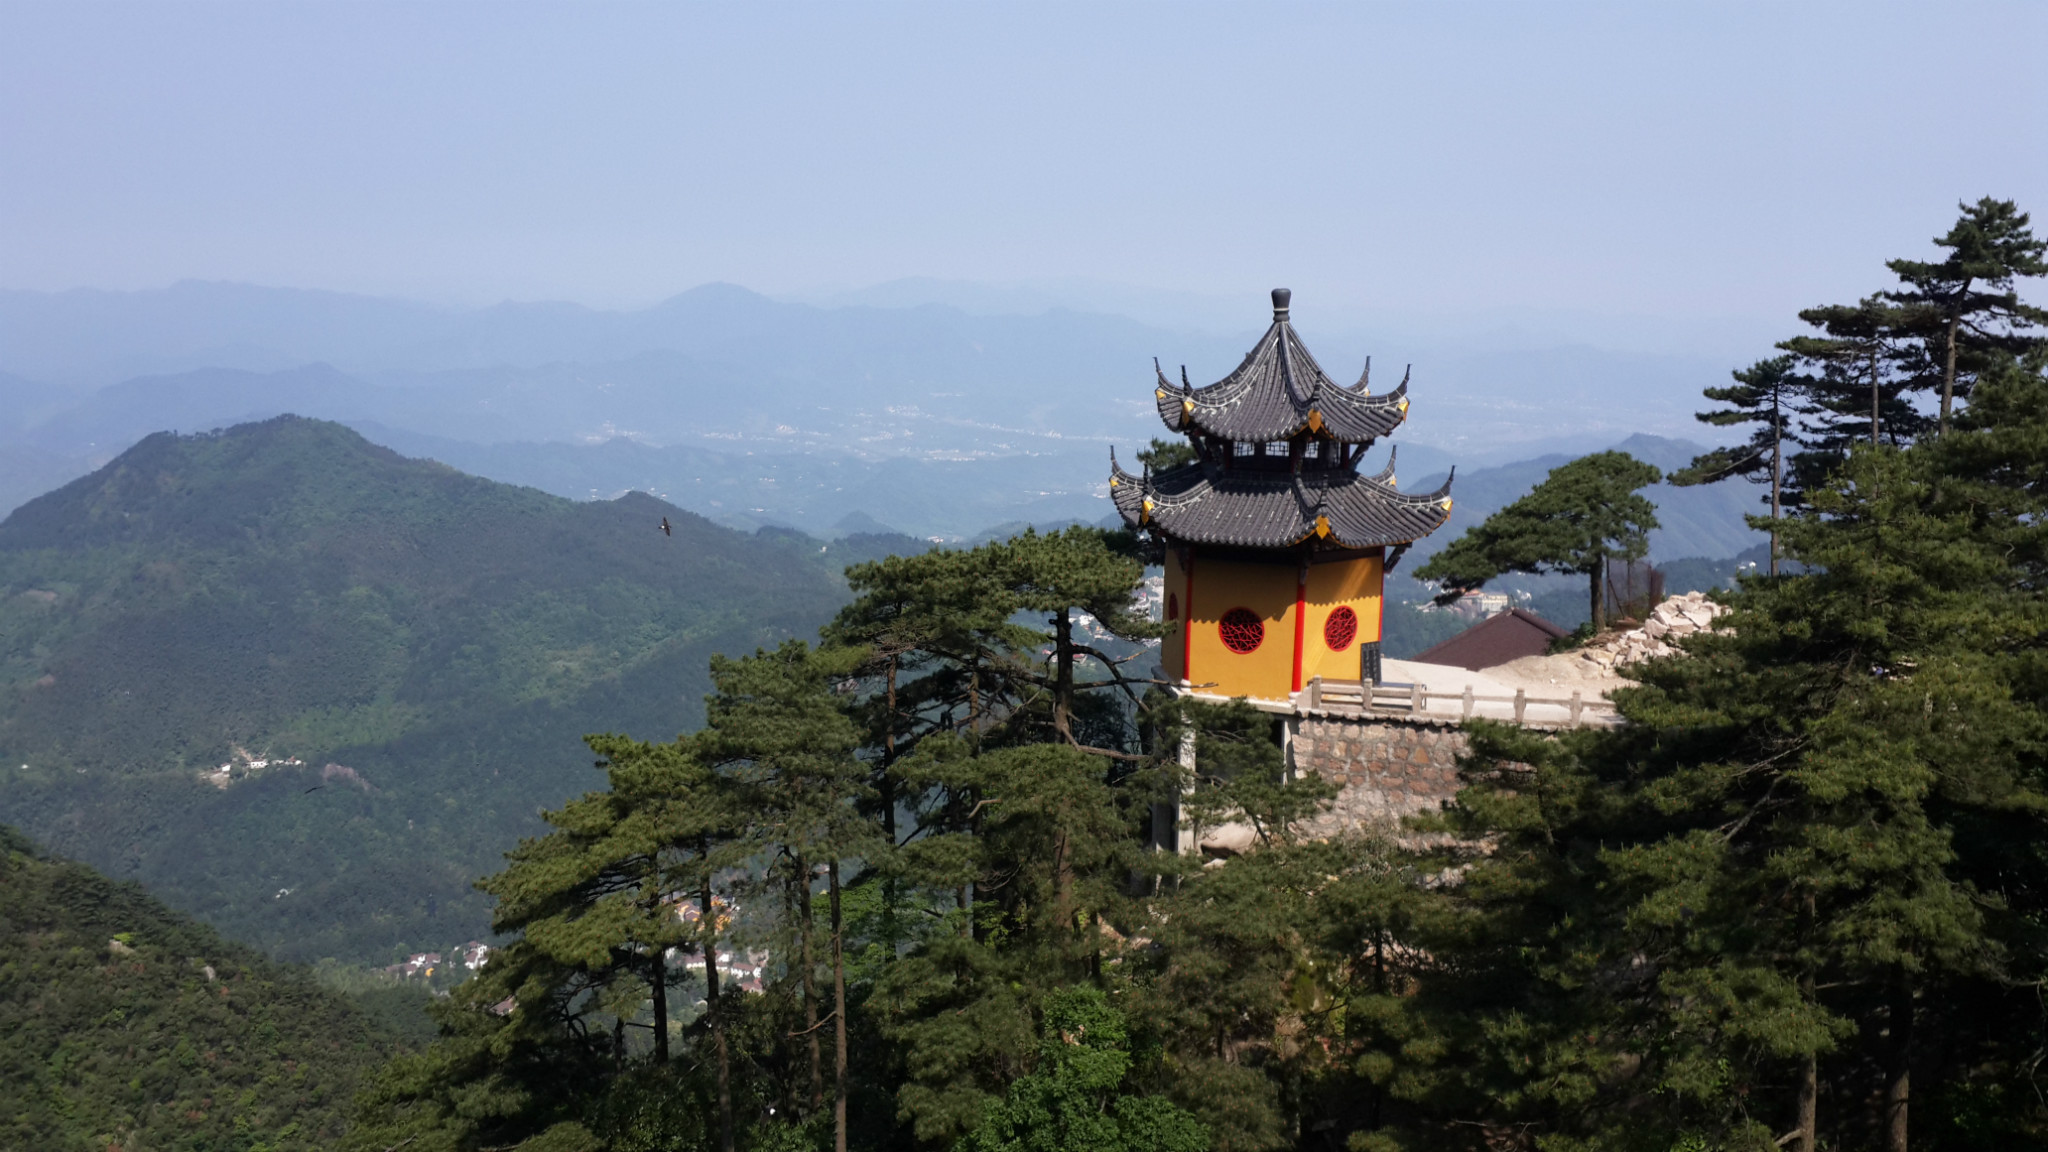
[1109,455,1454,550]
[1153,292,1409,444]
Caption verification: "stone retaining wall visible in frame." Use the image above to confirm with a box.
[1292,713,1469,836]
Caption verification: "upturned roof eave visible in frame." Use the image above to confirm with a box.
[1106,459,1455,551]
[1152,323,1410,444]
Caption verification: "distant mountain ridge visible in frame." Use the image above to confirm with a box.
[1403,432,1765,570]
[0,416,857,961]
[0,279,1733,462]
[0,278,1762,586]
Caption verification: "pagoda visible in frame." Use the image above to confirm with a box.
[1110,288,1454,703]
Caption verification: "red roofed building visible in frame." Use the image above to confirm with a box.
[1414,608,1569,671]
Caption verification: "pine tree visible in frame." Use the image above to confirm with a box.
[1884,197,2048,432]
[696,640,876,1152]
[874,738,1151,1145]
[1777,295,1921,503]
[482,733,714,1071]
[1161,697,1334,850]
[1414,450,1662,631]
[1134,437,1196,472]
[993,526,1158,751]
[352,734,744,1152]
[959,986,1206,1152]
[1424,431,2046,1150]
[1671,355,1800,574]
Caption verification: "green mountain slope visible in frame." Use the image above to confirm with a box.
[0,824,395,1152]
[0,416,853,961]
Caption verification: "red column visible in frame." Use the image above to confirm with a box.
[1376,548,1387,643]
[1291,562,1308,693]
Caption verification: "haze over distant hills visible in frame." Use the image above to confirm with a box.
[0,279,1761,542]
[0,280,1761,485]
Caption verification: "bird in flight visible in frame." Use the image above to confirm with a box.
[303,784,325,794]
[660,517,672,537]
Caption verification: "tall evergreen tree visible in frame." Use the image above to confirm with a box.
[697,640,875,1152]
[1418,431,2047,1151]
[994,526,1158,752]
[1884,197,2048,432]
[1415,450,1661,631]
[351,735,746,1152]
[1778,295,1921,504]
[1671,355,1800,574]
[1134,437,1197,472]
[959,986,1206,1152]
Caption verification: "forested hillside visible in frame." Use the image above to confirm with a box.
[0,417,859,961]
[0,824,398,1152]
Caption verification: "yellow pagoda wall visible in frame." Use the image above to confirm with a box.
[1167,548,1385,703]
[1162,549,1188,681]
[1187,556,1298,699]
[1298,554,1384,686]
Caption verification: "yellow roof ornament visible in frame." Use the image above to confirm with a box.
[1314,514,1331,538]
[1108,476,1119,488]
[1440,497,1454,511]
[1140,497,1154,523]
[1155,388,1167,400]
[1181,398,1194,415]
[1398,396,1410,414]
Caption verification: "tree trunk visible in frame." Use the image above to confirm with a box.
[650,945,668,1064]
[1794,896,1817,1151]
[884,653,897,765]
[1770,403,1782,578]
[798,856,822,1112]
[831,860,850,1152]
[702,878,735,1152]
[1053,608,1075,741]
[1053,818,1075,944]
[1871,346,1882,447]
[1887,974,1912,1152]
[967,657,981,737]
[1940,311,1960,434]
[1588,561,1605,633]
[881,654,901,948]
[1794,1049,1817,1152]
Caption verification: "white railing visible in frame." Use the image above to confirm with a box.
[1300,676,1619,728]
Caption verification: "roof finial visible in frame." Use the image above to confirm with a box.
[1271,287,1292,321]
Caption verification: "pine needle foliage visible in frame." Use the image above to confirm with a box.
[1414,450,1662,630]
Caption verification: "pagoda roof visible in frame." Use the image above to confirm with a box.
[1154,289,1410,444]
[1108,448,1454,551]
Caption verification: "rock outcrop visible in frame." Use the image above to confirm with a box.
[1575,590,1729,671]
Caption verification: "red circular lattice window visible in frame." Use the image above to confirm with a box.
[1324,606,1359,651]
[1218,607,1265,654]
[1165,593,1179,621]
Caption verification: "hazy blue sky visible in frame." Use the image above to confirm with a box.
[3,2,2042,333]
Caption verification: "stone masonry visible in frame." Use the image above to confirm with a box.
[1291,713,1469,837]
